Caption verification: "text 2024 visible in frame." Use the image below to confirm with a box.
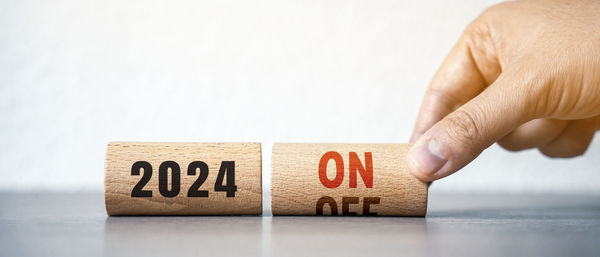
[130,161,237,198]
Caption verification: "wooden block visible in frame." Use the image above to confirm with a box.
[105,142,262,215]
[271,143,428,216]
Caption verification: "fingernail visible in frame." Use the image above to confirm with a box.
[410,139,447,176]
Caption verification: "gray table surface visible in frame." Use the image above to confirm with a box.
[1,192,599,257]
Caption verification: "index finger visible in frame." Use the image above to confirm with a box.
[410,25,498,142]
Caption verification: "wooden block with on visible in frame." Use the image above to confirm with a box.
[272,143,428,216]
[105,142,262,215]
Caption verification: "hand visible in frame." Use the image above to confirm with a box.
[407,0,600,182]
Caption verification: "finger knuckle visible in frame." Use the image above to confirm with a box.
[444,109,484,148]
[506,67,554,117]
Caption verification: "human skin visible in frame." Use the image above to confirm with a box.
[407,0,600,182]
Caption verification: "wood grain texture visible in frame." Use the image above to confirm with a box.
[105,142,262,215]
[271,143,428,216]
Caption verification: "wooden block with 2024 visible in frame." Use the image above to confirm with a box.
[105,142,262,215]
[271,143,428,216]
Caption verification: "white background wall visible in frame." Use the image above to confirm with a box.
[1,0,599,194]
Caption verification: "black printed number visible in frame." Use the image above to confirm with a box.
[187,161,209,197]
[214,161,237,197]
[131,161,236,198]
[131,161,153,197]
[158,161,180,198]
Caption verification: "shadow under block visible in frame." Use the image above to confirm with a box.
[105,142,262,215]
[271,143,428,216]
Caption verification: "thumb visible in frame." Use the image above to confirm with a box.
[407,73,537,182]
